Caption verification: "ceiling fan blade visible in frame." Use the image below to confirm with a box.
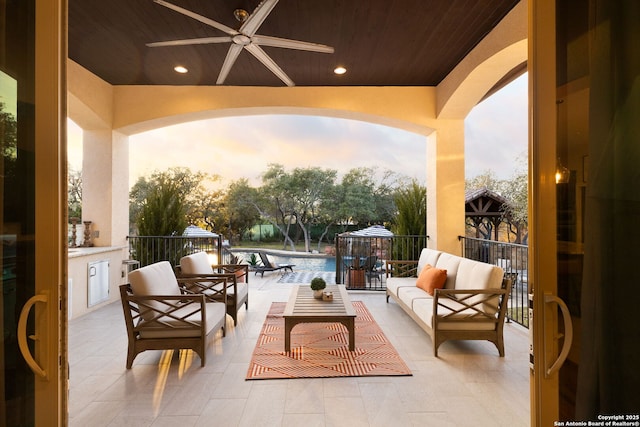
[240,0,279,37]
[245,43,294,86]
[153,0,238,36]
[217,44,243,85]
[147,36,232,48]
[252,35,334,53]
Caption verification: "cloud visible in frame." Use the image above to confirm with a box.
[464,73,528,179]
[128,114,427,187]
[68,76,527,188]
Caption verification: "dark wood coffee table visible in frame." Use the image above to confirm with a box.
[283,284,356,352]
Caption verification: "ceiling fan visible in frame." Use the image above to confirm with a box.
[147,0,335,86]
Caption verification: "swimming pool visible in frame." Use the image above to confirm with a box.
[232,251,336,272]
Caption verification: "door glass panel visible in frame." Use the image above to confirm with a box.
[556,0,640,420]
[1,0,37,425]
[555,0,589,420]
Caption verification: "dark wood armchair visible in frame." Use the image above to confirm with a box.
[119,261,227,368]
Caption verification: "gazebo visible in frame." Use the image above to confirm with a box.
[465,187,512,241]
[336,225,393,289]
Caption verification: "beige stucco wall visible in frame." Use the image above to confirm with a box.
[437,0,528,119]
[111,85,438,137]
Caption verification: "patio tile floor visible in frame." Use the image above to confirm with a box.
[69,273,530,427]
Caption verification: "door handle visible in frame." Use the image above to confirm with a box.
[544,293,573,378]
[17,292,49,379]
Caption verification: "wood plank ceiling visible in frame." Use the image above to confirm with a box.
[68,0,520,87]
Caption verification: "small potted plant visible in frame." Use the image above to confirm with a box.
[246,253,259,269]
[225,254,246,283]
[310,277,327,299]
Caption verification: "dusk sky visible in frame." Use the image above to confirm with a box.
[67,74,527,188]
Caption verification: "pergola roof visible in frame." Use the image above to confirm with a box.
[465,187,511,219]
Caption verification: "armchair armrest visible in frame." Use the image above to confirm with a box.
[433,277,512,323]
[214,263,249,283]
[176,275,229,304]
[121,286,208,334]
[385,260,418,278]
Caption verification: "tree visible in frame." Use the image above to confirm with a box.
[333,167,377,226]
[225,178,261,243]
[1,103,18,221]
[130,167,217,235]
[315,167,404,251]
[290,166,337,252]
[186,173,226,235]
[392,180,426,236]
[257,164,298,250]
[258,164,337,252]
[373,169,409,224]
[465,160,528,244]
[68,166,82,219]
[136,175,187,236]
[499,162,528,244]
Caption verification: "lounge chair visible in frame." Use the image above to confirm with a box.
[254,252,295,277]
[119,261,227,368]
[176,251,249,326]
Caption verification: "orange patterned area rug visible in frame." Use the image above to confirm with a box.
[246,301,412,380]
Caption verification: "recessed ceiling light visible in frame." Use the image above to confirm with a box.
[174,65,188,74]
[334,66,347,75]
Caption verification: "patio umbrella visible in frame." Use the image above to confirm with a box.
[182,225,218,237]
[349,225,394,237]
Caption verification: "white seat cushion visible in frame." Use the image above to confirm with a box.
[138,301,226,338]
[397,286,432,310]
[386,277,417,297]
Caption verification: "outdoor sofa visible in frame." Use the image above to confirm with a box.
[386,248,511,356]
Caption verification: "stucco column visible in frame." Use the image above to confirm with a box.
[82,129,129,247]
[426,119,466,255]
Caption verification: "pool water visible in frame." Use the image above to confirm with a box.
[233,251,336,272]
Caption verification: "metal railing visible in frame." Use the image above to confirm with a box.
[459,236,529,327]
[335,234,428,290]
[127,235,222,268]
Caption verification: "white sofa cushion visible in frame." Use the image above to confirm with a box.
[455,258,505,314]
[417,248,442,275]
[386,277,417,297]
[434,253,461,290]
[397,286,432,310]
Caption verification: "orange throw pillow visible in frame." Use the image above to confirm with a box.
[416,264,447,296]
